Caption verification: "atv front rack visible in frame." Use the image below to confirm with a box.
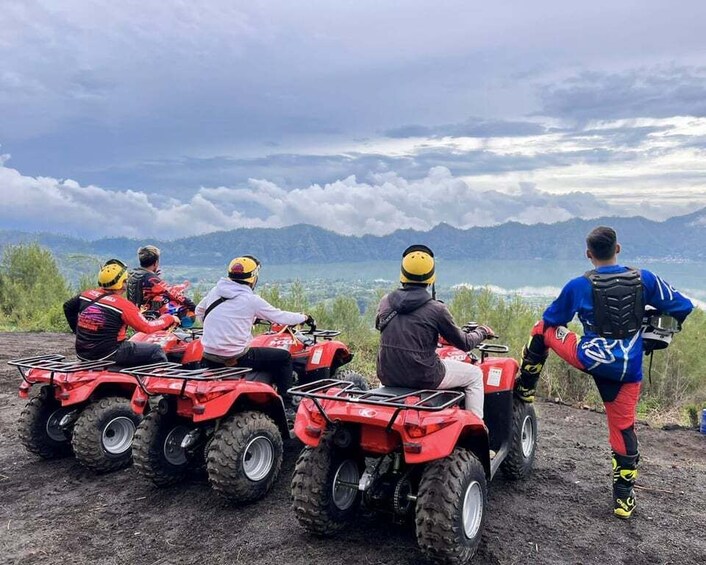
[289,379,464,430]
[476,343,509,363]
[120,362,252,396]
[8,354,116,385]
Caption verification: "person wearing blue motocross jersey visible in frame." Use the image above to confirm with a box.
[515,226,693,519]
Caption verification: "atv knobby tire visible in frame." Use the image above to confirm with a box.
[291,431,362,536]
[207,411,283,503]
[132,411,196,487]
[335,369,369,391]
[500,399,537,480]
[18,390,73,459]
[71,396,140,473]
[416,448,487,564]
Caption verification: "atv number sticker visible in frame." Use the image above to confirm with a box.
[310,348,323,365]
[268,337,293,350]
[487,367,503,387]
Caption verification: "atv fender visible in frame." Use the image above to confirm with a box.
[480,358,519,393]
[131,387,149,415]
[181,340,203,365]
[400,410,488,465]
[57,373,137,406]
[457,428,491,478]
[305,341,352,372]
[175,381,287,429]
[17,368,61,399]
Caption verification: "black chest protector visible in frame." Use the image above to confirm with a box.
[585,268,644,340]
[126,269,148,306]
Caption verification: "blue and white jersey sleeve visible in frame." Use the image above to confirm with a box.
[542,276,585,327]
[641,270,694,323]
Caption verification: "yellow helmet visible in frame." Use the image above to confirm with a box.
[228,255,261,285]
[400,245,435,285]
[98,259,128,290]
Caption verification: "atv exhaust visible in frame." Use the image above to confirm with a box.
[58,409,80,430]
[180,428,202,450]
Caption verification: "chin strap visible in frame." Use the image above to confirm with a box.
[431,282,436,300]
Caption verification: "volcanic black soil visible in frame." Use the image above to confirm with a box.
[0,332,704,565]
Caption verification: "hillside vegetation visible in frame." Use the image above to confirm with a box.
[1,242,704,425]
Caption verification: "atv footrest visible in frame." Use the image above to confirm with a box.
[120,362,252,396]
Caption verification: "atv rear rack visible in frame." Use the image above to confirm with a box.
[120,362,252,396]
[8,354,116,385]
[289,379,464,430]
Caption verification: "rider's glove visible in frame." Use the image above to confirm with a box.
[304,314,316,327]
[477,325,496,339]
[169,315,182,327]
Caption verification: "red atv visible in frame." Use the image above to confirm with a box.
[126,322,366,504]
[289,334,537,564]
[9,325,202,473]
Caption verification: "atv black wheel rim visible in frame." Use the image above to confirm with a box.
[46,408,70,442]
[521,414,534,458]
[163,425,189,466]
[242,436,274,482]
[462,480,483,539]
[332,460,359,511]
[101,417,136,455]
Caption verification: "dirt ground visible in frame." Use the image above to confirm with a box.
[0,332,704,565]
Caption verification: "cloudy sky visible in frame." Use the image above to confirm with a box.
[2,0,706,239]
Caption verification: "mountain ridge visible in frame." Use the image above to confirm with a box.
[1,208,705,265]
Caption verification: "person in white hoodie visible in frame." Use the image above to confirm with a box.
[195,255,314,409]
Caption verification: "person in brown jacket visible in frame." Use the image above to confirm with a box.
[375,245,494,419]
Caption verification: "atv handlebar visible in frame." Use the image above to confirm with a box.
[477,343,509,354]
[462,322,498,339]
[265,321,341,341]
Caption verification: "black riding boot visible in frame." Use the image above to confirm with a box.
[612,452,639,519]
[515,336,548,403]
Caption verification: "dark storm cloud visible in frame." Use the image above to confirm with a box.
[83,142,640,196]
[539,67,706,122]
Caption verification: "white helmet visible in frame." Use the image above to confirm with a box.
[642,307,680,353]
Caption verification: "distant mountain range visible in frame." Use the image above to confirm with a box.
[1,208,705,265]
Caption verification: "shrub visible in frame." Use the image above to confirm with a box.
[0,243,71,331]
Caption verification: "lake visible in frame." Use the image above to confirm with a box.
[169,259,706,307]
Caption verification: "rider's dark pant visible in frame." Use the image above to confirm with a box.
[202,347,295,406]
[238,347,295,406]
[112,341,167,367]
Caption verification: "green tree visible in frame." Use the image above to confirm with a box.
[0,243,71,330]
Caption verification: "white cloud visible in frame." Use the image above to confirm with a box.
[0,160,669,240]
[2,112,706,239]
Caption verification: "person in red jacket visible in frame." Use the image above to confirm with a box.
[126,245,195,314]
[63,259,179,367]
